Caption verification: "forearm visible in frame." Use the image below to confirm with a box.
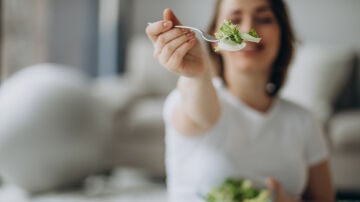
[175,69,221,134]
[299,195,335,202]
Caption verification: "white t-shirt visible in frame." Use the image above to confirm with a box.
[163,78,329,202]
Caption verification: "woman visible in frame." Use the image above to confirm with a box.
[146,0,334,201]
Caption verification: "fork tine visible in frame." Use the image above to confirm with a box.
[201,33,218,42]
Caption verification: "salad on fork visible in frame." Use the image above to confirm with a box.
[214,20,261,52]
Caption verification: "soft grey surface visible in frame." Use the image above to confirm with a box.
[329,110,360,152]
[0,64,113,193]
[0,168,167,202]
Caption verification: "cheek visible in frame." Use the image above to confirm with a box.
[262,28,281,57]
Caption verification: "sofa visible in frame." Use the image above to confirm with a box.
[98,35,360,193]
[93,36,178,177]
[0,36,358,199]
[280,44,360,192]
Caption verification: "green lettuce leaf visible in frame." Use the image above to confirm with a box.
[214,20,261,51]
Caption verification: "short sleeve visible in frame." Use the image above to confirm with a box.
[163,89,180,125]
[304,113,329,166]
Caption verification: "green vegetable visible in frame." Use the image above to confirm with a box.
[248,28,259,38]
[214,20,261,51]
[205,178,270,202]
[215,20,244,44]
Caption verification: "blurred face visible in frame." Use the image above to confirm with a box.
[216,0,281,75]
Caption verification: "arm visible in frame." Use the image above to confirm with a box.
[268,160,335,202]
[301,160,335,202]
[146,9,221,136]
[173,73,221,135]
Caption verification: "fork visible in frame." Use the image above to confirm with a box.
[147,22,218,43]
[174,25,219,43]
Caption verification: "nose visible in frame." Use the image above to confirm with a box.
[238,16,253,33]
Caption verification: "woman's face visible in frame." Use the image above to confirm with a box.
[216,0,281,75]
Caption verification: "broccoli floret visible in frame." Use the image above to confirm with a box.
[205,178,270,202]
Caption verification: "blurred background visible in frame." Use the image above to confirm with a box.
[0,0,359,201]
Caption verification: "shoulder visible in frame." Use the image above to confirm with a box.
[276,101,330,165]
[277,98,312,117]
[163,89,180,122]
[276,98,319,126]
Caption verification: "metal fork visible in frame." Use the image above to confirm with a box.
[147,22,218,43]
[174,25,219,42]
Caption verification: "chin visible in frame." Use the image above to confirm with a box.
[233,59,269,73]
[223,51,274,74]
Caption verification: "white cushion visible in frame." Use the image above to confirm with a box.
[281,44,355,123]
[92,75,140,113]
[329,110,360,152]
[126,35,178,96]
[0,64,113,193]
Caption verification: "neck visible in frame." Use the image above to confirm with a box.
[225,69,274,113]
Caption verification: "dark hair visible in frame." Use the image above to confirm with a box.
[206,0,295,97]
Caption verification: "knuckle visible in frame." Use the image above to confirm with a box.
[145,21,161,34]
[168,63,181,74]
[165,44,175,55]
[145,27,156,39]
[157,35,165,44]
[163,46,172,57]
[175,28,185,36]
[172,50,182,60]
[167,64,176,72]
[182,33,190,40]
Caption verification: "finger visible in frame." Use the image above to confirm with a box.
[163,8,181,25]
[158,32,195,65]
[267,177,281,191]
[165,37,197,70]
[267,177,280,201]
[154,28,192,58]
[145,20,173,43]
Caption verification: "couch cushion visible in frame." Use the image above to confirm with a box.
[329,110,360,152]
[281,44,355,124]
[126,36,178,96]
[113,97,166,176]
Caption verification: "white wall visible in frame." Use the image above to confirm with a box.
[131,0,216,35]
[41,0,360,76]
[132,0,360,50]
[47,0,98,75]
[286,0,360,48]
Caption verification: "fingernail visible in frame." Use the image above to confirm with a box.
[163,21,172,27]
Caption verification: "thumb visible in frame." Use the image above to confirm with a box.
[163,8,181,25]
[267,177,280,201]
[267,177,281,191]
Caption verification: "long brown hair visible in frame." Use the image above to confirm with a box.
[206,0,295,97]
